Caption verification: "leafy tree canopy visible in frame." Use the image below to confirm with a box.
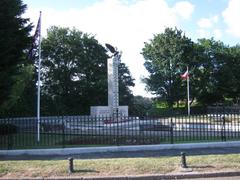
[0,0,33,112]
[142,27,240,107]
[41,26,134,115]
[142,27,194,107]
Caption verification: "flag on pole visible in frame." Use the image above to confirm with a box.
[181,66,191,116]
[180,69,189,80]
[27,12,41,60]
[27,11,42,142]
[36,11,42,142]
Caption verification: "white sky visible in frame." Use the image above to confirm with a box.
[24,0,240,97]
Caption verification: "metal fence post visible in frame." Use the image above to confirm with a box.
[170,117,174,144]
[62,115,65,148]
[116,108,119,146]
[221,115,226,141]
[7,117,13,150]
[7,134,13,150]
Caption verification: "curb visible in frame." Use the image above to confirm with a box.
[1,141,240,156]
[1,171,240,180]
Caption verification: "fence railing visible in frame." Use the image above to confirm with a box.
[1,113,240,150]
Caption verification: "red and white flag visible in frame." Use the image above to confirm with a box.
[181,69,189,80]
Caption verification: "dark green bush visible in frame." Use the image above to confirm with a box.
[0,124,18,135]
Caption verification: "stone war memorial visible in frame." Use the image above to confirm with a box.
[90,43,128,117]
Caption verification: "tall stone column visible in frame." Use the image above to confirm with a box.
[90,44,128,118]
[108,52,121,117]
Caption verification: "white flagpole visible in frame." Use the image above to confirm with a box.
[37,11,42,142]
[187,66,190,116]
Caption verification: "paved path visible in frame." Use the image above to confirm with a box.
[1,146,240,160]
[187,177,240,180]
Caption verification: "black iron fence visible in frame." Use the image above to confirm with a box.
[1,112,240,150]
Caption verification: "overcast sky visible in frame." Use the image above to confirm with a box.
[23,0,240,97]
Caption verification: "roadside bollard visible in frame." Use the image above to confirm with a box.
[180,152,187,168]
[68,157,74,173]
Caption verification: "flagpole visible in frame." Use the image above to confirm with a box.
[37,11,42,142]
[187,66,190,116]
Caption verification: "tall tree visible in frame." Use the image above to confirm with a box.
[41,26,134,115]
[119,63,135,108]
[130,95,153,117]
[195,38,228,105]
[219,44,240,104]
[0,0,33,112]
[142,27,194,108]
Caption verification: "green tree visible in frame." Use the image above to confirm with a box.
[41,26,134,115]
[0,0,33,112]
[195,38,228,105]
[130,95,153,117]
[142,27,194,108]
[219,44,240,104]
[119,63,135,108]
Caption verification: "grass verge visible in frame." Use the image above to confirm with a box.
[1,154,240,178]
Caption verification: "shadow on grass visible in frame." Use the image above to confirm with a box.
[72,169,100,173]
[189,165,215,169]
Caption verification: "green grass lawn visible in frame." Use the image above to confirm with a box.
[1,154,240,178]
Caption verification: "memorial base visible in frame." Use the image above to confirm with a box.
[90,106,128,117]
